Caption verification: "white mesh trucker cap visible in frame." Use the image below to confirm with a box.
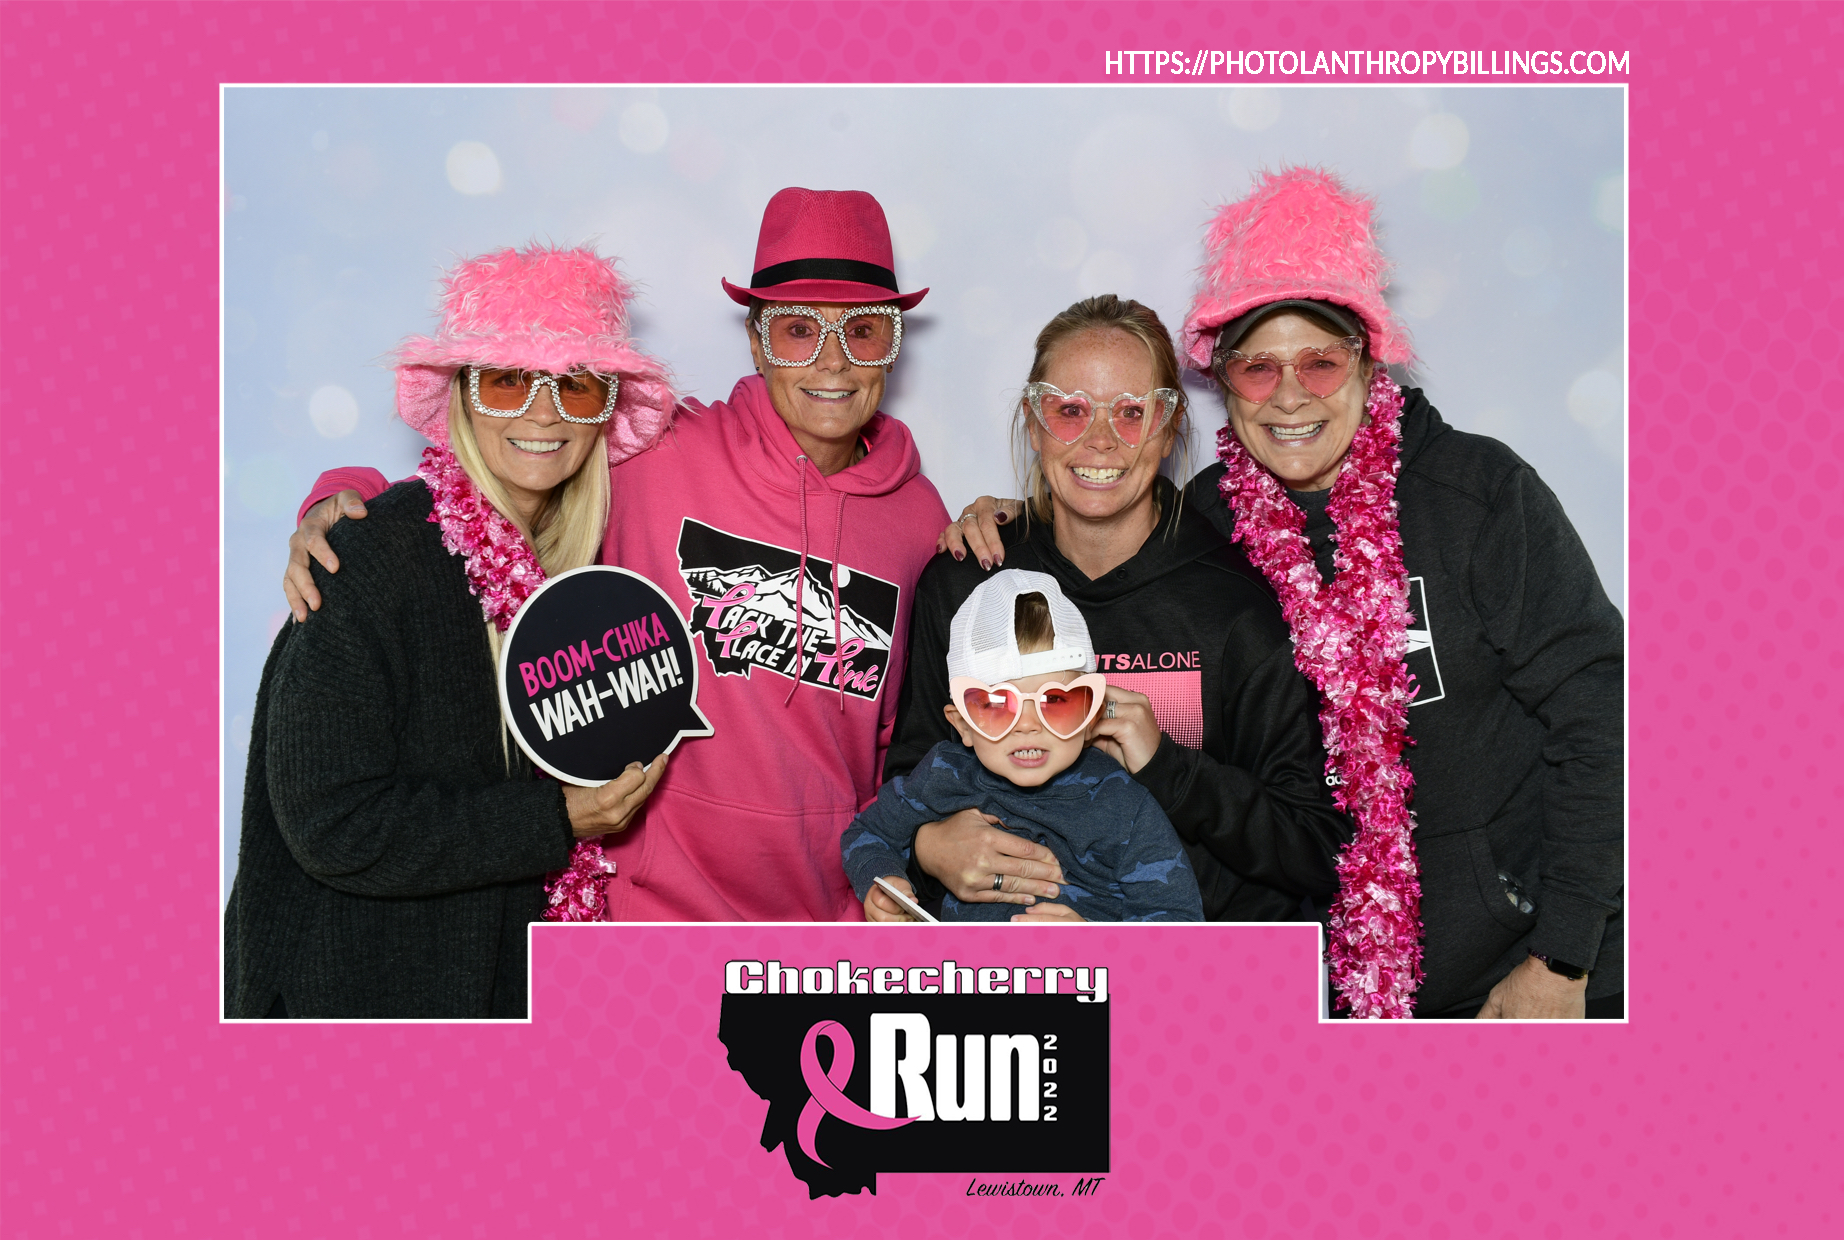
[946,569,1097,682]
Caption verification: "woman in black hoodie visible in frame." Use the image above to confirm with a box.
[879,294,1351,927]
[945,169,1624,1022]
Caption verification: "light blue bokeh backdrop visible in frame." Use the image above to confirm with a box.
[223,85,1625,901]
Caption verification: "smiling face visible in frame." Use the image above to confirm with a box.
[1026,328,1174,532]
[747,302,890,466]
[945,670,1093,789]
[465,376,604,527]
[1221,312,1371,493]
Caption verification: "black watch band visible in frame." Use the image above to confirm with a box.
[1529,950,1589,981]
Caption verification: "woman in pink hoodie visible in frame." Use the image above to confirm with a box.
[284,189,956,921]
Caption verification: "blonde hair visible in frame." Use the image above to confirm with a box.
[1011,295,1190,527]
[445,375,611,762]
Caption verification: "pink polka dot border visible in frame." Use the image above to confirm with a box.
[2,3,1838,1237]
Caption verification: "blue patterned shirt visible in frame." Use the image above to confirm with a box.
[842,742,1203,922]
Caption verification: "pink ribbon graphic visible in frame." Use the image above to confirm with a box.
[710,580,757,628]
[797,1020,915,1167]
[709,580,760,659]
[715,619,757,659]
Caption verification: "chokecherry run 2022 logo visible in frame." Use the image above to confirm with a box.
[720,958,1110,1197]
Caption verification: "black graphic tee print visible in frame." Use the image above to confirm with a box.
[676,518,900,703]
[1405,575,1447,707]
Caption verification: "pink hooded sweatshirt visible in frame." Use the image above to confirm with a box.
[304,375,947,921]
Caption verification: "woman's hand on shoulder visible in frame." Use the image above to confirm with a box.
[1090,688,1160,774]
[936,497,1024,569]
[563,754,668,840]
[285,490,369,621]
[913,808,1062,905]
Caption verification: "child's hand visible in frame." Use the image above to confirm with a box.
[865,876,921,922]
[1010,902,1086,924]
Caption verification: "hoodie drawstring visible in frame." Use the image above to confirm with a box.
[784,455,811,706]
[782,455,853,713]
[829,491,847,713]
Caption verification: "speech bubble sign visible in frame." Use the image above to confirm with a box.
[498,566,713,786]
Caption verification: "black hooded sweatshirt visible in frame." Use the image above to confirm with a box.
[1186,389,1625,1015]
[885,478,1352,922]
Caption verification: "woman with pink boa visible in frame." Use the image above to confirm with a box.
[226,246,674,1018]
[279,190,952,923]
[945,169,1625,1020]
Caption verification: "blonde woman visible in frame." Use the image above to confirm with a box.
[883,294,1349,924]
[283,189,951,923]
[225,246,676,1019]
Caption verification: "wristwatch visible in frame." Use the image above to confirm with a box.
[1529,950,1589,981]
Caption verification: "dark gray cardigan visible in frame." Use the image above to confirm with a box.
[224,481,575,1019]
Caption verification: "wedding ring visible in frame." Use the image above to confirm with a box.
[992,874,1005,893]
[1105,700,1117,719]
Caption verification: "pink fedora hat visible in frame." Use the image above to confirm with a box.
[722,187,928,311]
[1180,166,1413,371]
[391,244,677,465]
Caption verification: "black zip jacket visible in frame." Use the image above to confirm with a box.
[1187,389,1625,1014]
[885,479,1352,921]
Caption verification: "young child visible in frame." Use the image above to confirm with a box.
[842,570,1203,922]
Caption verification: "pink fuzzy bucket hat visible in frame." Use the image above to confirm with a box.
[1179,167,1413,372]
[393,245,677,464]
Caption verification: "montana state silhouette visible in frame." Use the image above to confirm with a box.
[718,991,1108,1198]
[676,519,898,701]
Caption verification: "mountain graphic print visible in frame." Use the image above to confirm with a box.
[675,518,900,703]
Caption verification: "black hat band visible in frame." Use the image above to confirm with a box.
[749,257,898,293]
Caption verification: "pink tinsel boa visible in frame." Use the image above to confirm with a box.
[417,445,615,923]
[417,444,547,632]
[1215,371,1423,1018]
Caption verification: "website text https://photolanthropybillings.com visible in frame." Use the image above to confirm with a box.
[1106,48,1631,77]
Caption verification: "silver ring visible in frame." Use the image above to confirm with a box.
[1105,700,1117,719]
[961,513,976,524]
[992,874,1005,893]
